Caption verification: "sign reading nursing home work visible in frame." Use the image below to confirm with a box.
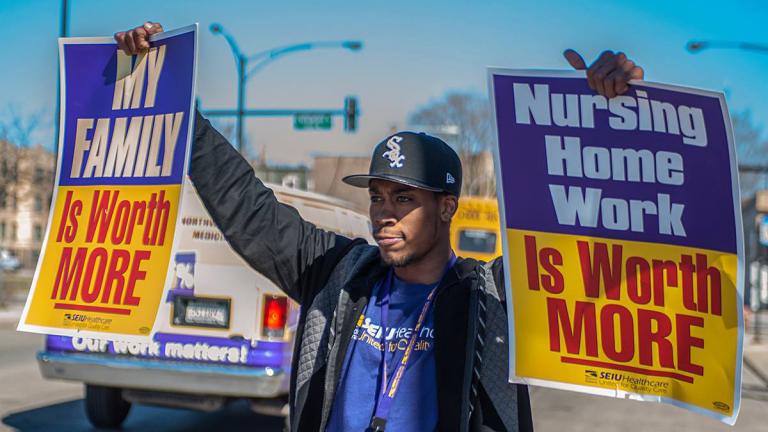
[18,25,198,339]
[488,69,744,424]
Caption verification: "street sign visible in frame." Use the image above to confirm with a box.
[294,113,332,130]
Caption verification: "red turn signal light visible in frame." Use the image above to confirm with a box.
[262,295,288,338]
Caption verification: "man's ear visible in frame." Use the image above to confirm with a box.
[440,195,458,223]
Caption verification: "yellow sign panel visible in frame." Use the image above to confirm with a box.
[508,229,739,417]
[23,186,179,336]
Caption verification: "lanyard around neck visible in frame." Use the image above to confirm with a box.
[367,253,457,432]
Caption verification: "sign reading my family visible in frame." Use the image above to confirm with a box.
[18,25,198,339]
[488,69,744,424]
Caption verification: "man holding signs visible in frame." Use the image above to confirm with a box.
[28,17,738,430]
[107,22,648,431]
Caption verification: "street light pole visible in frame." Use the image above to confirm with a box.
[54,0,70,171]
[210,23,362,154]
[237,55,245,156]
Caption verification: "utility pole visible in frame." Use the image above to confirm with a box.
[54,0,70,172]
[210,23,362,153]
[237,56,245,157]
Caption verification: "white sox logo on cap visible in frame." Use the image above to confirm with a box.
[382,136,405,168]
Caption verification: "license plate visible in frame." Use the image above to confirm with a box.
[173,297,231,329]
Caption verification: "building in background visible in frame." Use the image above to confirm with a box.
[252,160,311,191]
[310,151,497,213]
[0,140,54,269]
[311,155,370,212]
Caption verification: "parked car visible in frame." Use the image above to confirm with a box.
[0,249,21,272]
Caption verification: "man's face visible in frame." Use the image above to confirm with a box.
[369,179,448,267]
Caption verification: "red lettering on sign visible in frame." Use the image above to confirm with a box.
[83,189,172,246]
[124,250,150,306]
[51,247,87,300]
[626,256,651,304]
[676,313,705,376]
[578,241,623,300]
[55,191,82,243]
[651,259,678,308]
[547,297,598,357]
[696,254,722,316]
[102,249,130,304]
[540,247,564,294]
[637,309,674,369]
[524,235,564,293]
[524,236,540,291]
[600,304,634,362]
[50,246,151,312]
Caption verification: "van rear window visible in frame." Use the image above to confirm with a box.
[458,229,497,253]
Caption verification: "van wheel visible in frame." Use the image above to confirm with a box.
[84,384,132,428]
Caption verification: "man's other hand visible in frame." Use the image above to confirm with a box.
[563,49,644,98]
[114,21,164,55]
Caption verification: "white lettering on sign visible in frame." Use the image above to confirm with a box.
[164,342,248,364]
[69,337,249,365]
[112,46,166,110]
[513,83,707,147]
[545,135,684,185]
[549,185,686,237]
[70,112,184,179]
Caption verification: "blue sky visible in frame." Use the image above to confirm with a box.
[1,0,768,164]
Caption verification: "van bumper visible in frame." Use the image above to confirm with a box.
[37,351,287,398]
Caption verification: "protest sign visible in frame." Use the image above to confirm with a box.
[488,69,744,424]
[18,25,198,340]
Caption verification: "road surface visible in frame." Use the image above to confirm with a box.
[1,320,767,431]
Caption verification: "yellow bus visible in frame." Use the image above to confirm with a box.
[450,196,502,261]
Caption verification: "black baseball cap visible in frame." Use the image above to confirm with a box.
[342,132,463,196]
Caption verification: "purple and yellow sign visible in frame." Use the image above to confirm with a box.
[18,25,198,339]
[489,70,744,424]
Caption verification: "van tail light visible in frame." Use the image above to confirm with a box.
[262,295,288,338]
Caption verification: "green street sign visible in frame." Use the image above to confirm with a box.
[294,113,332,130]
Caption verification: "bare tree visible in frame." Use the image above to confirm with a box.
[0,106,46,195]
[409,92,495,196]
[0,105,45,148]
[410,92,493,154]
[0,106,55,266]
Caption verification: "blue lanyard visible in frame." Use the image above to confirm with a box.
[367,254,457,432]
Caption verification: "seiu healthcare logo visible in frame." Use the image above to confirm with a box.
[352,314,434,352]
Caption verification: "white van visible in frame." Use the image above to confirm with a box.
[37,178,373,428]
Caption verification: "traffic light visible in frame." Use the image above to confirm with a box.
[344,96,358,132]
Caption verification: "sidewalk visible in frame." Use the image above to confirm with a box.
[743,318,768,400]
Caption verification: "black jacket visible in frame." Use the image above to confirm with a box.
[190,112,533,431]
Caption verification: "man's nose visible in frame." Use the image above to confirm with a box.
[372,201,397,226]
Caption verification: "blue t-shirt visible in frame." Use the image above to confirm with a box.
[326,275,438,431]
